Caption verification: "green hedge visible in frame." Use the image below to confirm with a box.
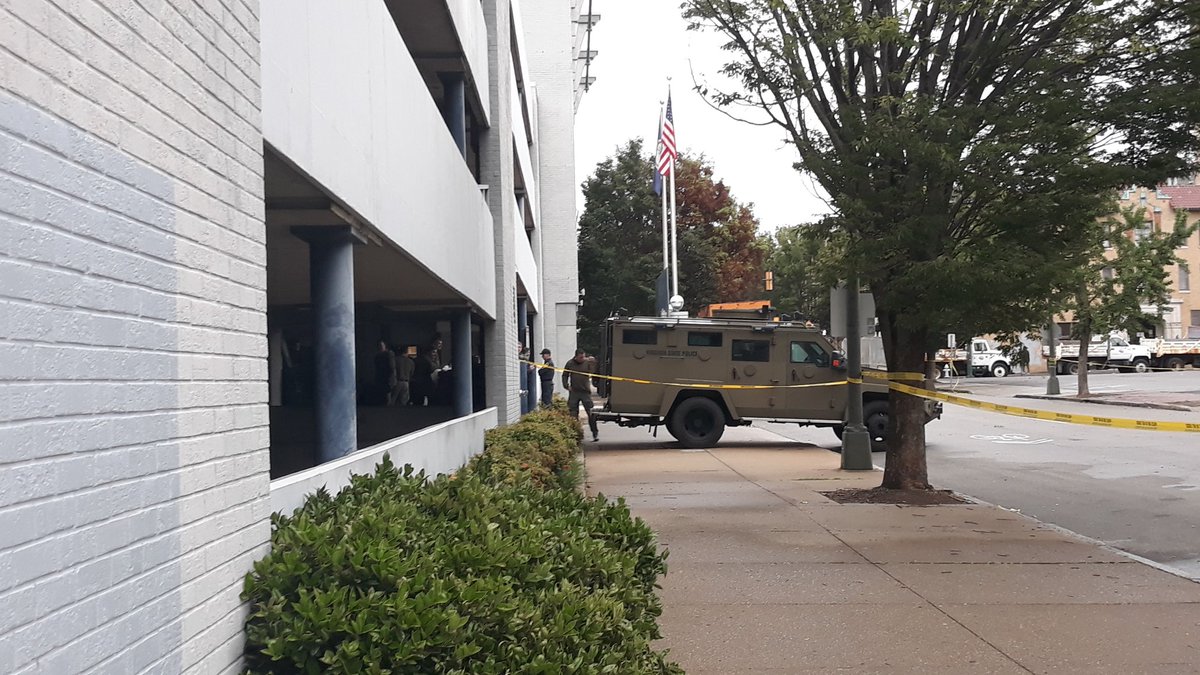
[462,407,584,490]
[242,411,680,674]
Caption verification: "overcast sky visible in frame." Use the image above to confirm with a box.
[572,1,831,233]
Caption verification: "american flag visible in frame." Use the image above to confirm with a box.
[656,93,676,178]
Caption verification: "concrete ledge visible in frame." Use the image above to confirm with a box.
[270,408,498,516]
[1015,394,1193,412]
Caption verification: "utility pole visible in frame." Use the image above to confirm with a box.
[841,275,873,470]
[965,337,974,378]
[1046,318,1061,395]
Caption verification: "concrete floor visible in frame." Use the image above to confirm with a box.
[758,369,1200,580]
[585,424,1200,674]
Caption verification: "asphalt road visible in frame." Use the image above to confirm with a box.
[759,370,1200,579]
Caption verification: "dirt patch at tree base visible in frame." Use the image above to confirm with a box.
[821,487,968,505]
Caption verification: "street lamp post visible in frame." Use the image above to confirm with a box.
[841,275,873,470]
[1046,318,1061,396]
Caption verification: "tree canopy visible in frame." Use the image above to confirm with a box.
[765,224,841,326]
[684,0,1200,488]
[577,140,770,352]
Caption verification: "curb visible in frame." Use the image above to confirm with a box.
[865,461,1200,582]
[1015,393,1194,412]
[950,491,1200,584]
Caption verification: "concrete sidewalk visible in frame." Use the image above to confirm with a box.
[585,425,1200,674]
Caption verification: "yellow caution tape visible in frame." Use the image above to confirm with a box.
[524,361,1199,432]
[861,371,928,382]
[886,380,1200,433]
[521,360,849,390]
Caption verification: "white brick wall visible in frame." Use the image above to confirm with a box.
[524,0,581,376]
[482,0,522,424]
[0,1,268,673]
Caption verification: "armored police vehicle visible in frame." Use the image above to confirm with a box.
[594,315,942,450]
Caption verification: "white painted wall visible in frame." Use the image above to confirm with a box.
[0,1,269,672]
[261,0,498,319]
[514,198,541,308]
[525,0,582,392]
[270,409,498,516]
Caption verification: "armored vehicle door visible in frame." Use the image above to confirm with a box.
[728,332,784,417]
[783,336,844,421]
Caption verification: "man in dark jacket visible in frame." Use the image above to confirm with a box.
[562,349,599,442]
[374,341,398,406]
[538,349,556,407]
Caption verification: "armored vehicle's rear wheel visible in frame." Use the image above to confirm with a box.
[863,400,889,453]
[665,415,682,441]
[670,397,725,448]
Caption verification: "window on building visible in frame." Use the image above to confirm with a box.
[622,329,657,345]
[731,339,771,362]
[1134,221,1154,241]
[1181,264,1191,292]
[688,331,723,347]
[1102,266,1115,281]
[789,341,829,366]
[1191,310,1200,328]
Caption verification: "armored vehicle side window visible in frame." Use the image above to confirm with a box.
[622,329,657,345]
[790,341,829,366]
[688,331,723,347]
[732,339,770,362]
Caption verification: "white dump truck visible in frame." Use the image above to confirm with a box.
[934,338,1014,378]
[1144,337,1200,370]
[1044,335,1151,374]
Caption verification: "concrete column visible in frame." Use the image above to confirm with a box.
[517,298,529,414]
[439,72,467,157]
[452,309,473,417]
[294,226,361,464]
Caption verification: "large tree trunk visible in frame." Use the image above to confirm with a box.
[878,311,932,490]
[1076,315,1092,398]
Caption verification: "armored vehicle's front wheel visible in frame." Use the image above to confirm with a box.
[670,397,726,448]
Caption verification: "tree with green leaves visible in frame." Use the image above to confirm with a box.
[766,224,841,327]
[684,0,1200,489]
[577,140,770,352]
[1068,206,1196,396]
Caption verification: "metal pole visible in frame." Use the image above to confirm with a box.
[669,163,679,298]
[966,337,974,378]
[1046,318,1061,395]
[841,276,873,470]
[659,107,669,277]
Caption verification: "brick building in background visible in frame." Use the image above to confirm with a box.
[0,1,594,672]
[1117,178,1200,338]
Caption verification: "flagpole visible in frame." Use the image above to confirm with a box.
[659,104,669,276]
[669,149,679,299]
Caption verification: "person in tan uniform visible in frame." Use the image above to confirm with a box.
[562,349,599,442]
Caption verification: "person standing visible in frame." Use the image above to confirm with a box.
[562,349,599,442]
[393,344,414,406]
[374,341,398,406]
[538,349,556,407]
[412,346,438,406]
